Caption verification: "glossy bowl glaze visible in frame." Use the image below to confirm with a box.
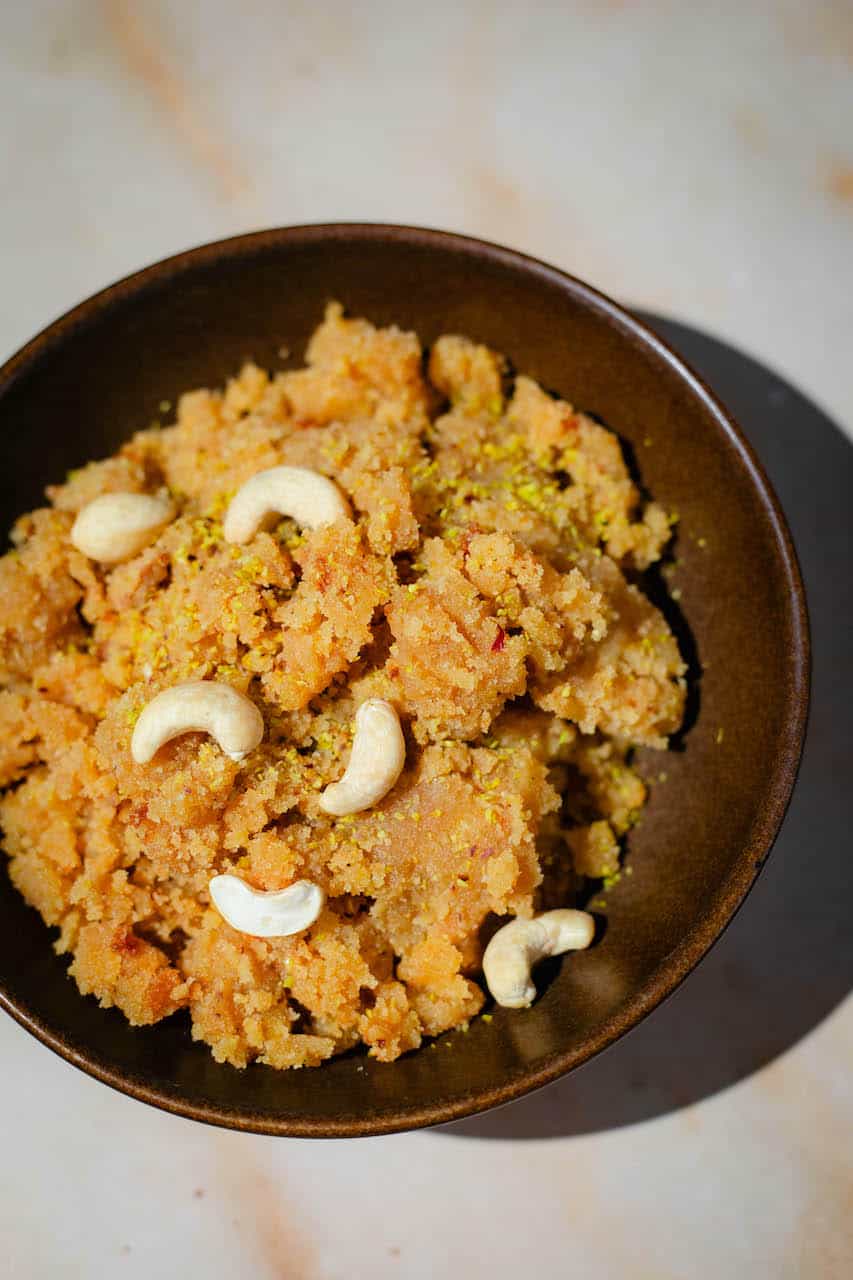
[0,226,808,1136]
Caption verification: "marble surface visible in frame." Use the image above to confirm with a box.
[1,3,851,1277]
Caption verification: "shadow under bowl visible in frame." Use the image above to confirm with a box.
[0,225,809,1137]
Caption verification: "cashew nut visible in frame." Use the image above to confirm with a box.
[319,699,406,816]
[223,465,351,544]
[209,875,324,937]
[70,492,175,564]
[131,680,264,764]
[482,909,595,1008]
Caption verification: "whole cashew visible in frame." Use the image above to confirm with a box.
[70,492,175,564]
[223,465,351,544]
[209,875,324,937]
[319,698,406,816]
[482,909,595,1008]
[131,681,264,764]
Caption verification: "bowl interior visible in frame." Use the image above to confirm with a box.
[0,226,807,1135]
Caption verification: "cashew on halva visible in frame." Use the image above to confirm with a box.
[70,491,175,564]
[319,699,406,816]
[131,681,264,764]
[223,465,351,544]
[482,909,595,1009]
[209,875,324,938]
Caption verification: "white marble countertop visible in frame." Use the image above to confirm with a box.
[1,3,851,1277]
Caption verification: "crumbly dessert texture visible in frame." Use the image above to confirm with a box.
[0,304,685,1068]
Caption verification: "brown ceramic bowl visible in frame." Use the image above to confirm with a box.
[0,225,808,1136]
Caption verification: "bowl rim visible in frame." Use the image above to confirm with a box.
[0,223,810,1137]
